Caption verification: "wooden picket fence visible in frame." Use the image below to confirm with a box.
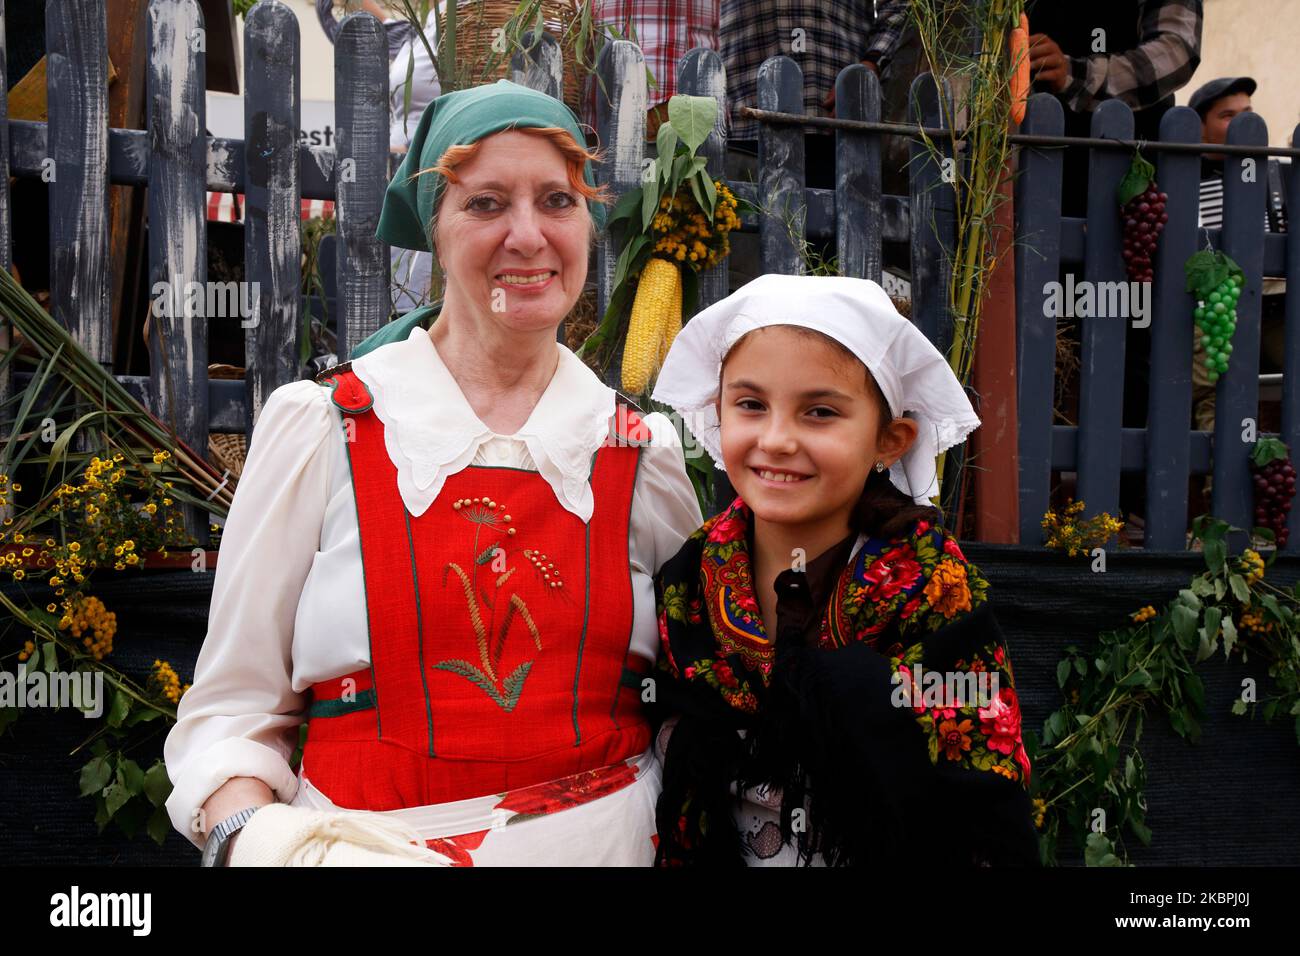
[3,0,1298,552]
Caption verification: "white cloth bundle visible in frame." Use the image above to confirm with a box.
[651,274,982,506]
[227,803,453,867]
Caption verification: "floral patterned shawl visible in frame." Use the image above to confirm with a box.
[650,495,1040,867]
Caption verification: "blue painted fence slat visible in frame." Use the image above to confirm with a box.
[834,64,881,283]
[242,0,301,439]
[907,73,955,354]
[593,39,646,390]
[1213,111,1270,552]
[1075,100,1134,542]
[756,56,804,277]
[1284,124,1300,553]
[46,0,111,366]
[1143,107,1201,551]
[334,12,390,360]
[1014,93,1064,546]
[146,0,208,540]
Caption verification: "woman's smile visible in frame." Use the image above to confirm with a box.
[494,269,557,290]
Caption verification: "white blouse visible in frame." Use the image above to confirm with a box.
[164,328,704,847]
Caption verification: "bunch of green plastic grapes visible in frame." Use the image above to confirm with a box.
[1194,274,1240,383]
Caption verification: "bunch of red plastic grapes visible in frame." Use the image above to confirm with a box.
[1121,186,1167,283]
[1194,274,1240,383]
[1252,453,1295,548]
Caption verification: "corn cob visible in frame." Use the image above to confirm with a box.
[622,256,681,394]
[658,266,683,368]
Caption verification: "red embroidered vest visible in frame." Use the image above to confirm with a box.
[300,368,654,810]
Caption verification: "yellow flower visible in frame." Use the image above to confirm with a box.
[1130,605,1157,623]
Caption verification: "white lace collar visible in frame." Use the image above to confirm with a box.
[349,328,616,523]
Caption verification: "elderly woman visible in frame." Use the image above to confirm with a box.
[164,80,703,866]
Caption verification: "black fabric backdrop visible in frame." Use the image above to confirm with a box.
[3,547,1298,866]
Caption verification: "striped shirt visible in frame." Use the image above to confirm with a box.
[1198,174,1272,232]
[721,0,875,141]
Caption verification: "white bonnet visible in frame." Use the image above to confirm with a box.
[650,273,981,506]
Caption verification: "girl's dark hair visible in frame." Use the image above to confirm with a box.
[720,325,942,541]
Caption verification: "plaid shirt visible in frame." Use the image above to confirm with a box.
[592,0,721,110]
[1058,0,1202,114]
[722,1,875,141]
[863,1,1203,116]
[863,0,908,69]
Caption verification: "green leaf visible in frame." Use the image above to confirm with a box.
[1221,615,1238,658]
[118,758,145,795]
[42,641,58,674]
[1177,588,1202,612]
[1084,830,1121,867]
[1117,151,1155,206]
[1229,573,1251,604]
[79,756,113,797]
[103,782,131,820]
[1184,249,1228,297]
[1214,576,1227,602]
[641,177,661,232]
[611,232,650,294]
[667,94,717,153]
[605,185,644,228]
[1119,668,1151,688]
[1231,698,1248,715]
[1185,671,1206,712]
[688,174,709,230]
[1250,437,1289,468]
[701,172,718,218]
[1203,536,1226,576]
[655,122,680,173]
[147,805,172,845]
[1171,604,1198,649]
[1074,657,1088,676]
[106,688,130,729]
[143,761,172,808]
[1057,659,1072,688]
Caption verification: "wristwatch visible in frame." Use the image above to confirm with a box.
[200,806,263,868]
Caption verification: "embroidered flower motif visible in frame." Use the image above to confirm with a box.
[860,543,922,602]
[942,535,967,562]
[707,508,747,545]
[938,717,975,761]
[978,687,1023,757]
[924,558,973,619]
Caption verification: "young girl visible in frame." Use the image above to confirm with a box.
[648,274,1040,867]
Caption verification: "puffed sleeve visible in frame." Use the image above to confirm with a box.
[163,379,338,848]
[626,412,705,661]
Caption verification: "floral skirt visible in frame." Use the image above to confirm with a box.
[289,747,661,866]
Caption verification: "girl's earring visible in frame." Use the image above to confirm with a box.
[875,461,887,473]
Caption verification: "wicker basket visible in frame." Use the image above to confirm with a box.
[451,0,585,116]
[209,432,247,481]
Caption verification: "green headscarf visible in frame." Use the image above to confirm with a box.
[376,78,606,253]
